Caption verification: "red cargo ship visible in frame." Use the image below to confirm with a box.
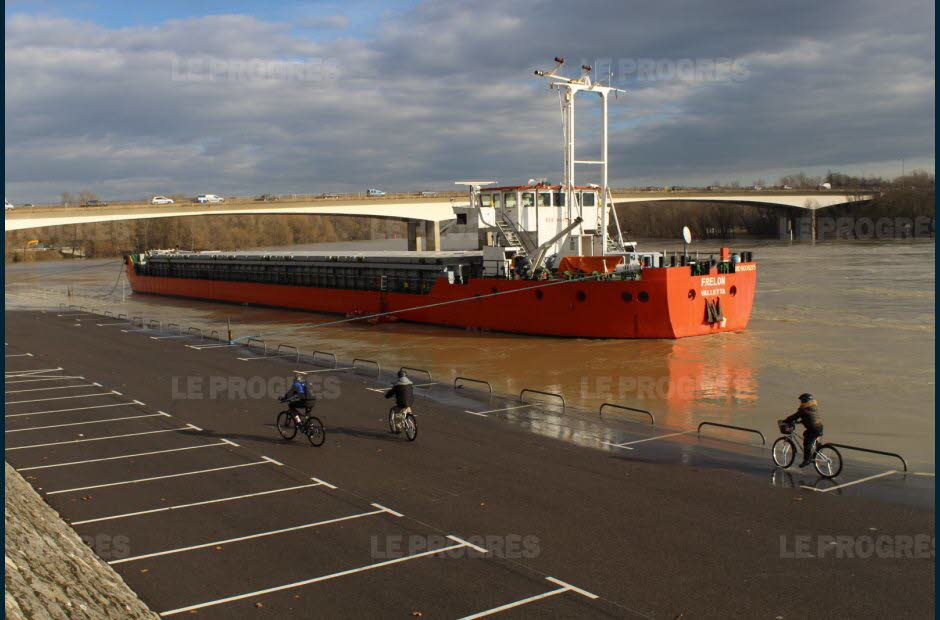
[125,59,756,339]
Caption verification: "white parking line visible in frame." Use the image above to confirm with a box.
[465,404,533,416]
[6,376,85,384]
[17,441,234,471]
[71,481,328,525]
[159,535,487,617]
[6,402,136,419]
[5,353,34,358]
[186,344,239,350]
[96,322,132,326]
[46,461,271,495]
[7,413,166,433]
[459,577,599,619]
[6,391,119,405]
[111,507,391,565]
[604,430,695,449]
[294,367,355,374]
[236,354,295,361]
[6,383,97,394]
[6,367,62,377]
[800,470,898,493]
[6,426,193,451]
[365,383,434,393]
[149,335,190,340]
[913,471,935,477]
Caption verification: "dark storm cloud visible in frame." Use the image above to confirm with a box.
[4,1,934,202]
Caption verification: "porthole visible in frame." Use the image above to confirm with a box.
[621,292,633,302]
[638,291,650,303]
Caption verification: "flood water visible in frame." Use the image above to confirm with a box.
[6,239,935,468]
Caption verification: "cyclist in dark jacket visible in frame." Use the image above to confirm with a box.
[281,375,315,424]
[385,370,414,409]
[784,393,823,467]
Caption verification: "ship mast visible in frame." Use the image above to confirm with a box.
[534,58,625,255]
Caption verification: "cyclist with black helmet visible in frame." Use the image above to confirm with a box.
[782,393,823,467]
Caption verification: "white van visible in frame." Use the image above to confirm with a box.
[196,194,224,204]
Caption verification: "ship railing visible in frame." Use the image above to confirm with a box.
[825,444,908,472]
[353,358,381,379]
[276,344,300,362]
[697,422,765,446]
[399,367,433,387]
[246,337,267,356]
[311,351,337,369]
[520,388,566,412]
[454,376,493,397]
[599,403,655,426]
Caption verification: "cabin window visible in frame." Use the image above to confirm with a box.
[456,213,468,225]
[553,192,565,207]
[521,192,535,208]
[504,192,517,209]
[478,193,493,208]
[538,192,551,207]
[582,191,596,207]
[491,193,501,208]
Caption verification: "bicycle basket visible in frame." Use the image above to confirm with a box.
[778,421,794,434]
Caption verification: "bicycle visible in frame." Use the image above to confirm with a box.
[388,406,418,441]
[277,402,325,447]
[772,420,842,478]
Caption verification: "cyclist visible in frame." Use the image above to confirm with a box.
[384,369,414,433]
[782,393,823,467]
[280,374,315,425]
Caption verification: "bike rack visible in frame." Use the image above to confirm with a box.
[58,303,66,312]
[520,388,566,412]
[399,366,432,384]
[826,443,908,472]
[454,376,493,396]
[117,313,127,321]
[599,403,655,426]
[104,311,114,318]
[312,351,337,368]
[68,305,78,311]
[132,316,143,327]
[276,344,300,362]
[353,358,381,378]
[209,329,221,342]
[167,323,182,335]
[79,306,88,312]
[246,337,267,356]
[147,319,161,330]
[697,422,765,446]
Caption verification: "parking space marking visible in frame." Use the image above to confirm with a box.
[72,481,329,525]
[370,502,404,518]
[236,354,296,361]
[18,441,235,471]
[149,335,190,340]
[96,322,132,326]
[6,402,136,419]
[459,576,599,619]
[604,430,695,449]
[260,455,284,466]
[6,383,98,394]
[46,461,272,495]
[365,383,434,393]
[7,413,167,433]
[159,535,488,617]
[465,404,533,416]
[800,470,898,493]
[294,367,355,374]
[6,376,85,384]
[6,390,120,405]
[913,472,935,477]
[186,344,239,350]
[5,353,34,358]
[6,367,63,377]
[6,426,194,451]
[311,476,338,489]
[111,506,393,565]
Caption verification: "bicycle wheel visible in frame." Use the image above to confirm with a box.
[813,444,842,478]
[403,413,417,442]
[305,416,325,447]
[277,411,297,440]
[772,437,796,468]
[388,408,400,434]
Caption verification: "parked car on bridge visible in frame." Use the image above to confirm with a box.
[151,196,174,205]
[419,191,439,197]
[195,194,224,204]
[320,192,340,199]
[366,188,386,197]
[82,199,109,207]
[5,199,14,211]
[255,194,279,201]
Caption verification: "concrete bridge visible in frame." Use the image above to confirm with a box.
[612,191,871,210]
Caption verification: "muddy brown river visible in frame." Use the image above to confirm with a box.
[6,239,934,468]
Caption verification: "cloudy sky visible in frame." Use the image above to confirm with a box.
[4,0,935,202]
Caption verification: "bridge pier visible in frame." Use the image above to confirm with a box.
[407,221,440,251]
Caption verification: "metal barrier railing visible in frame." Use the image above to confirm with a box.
[697,422,765,445]
[454,376,493,396]
[276,344,300,362]
[826,443,908,472]
[520,388,566,412]
[246,337,266,355]
[353,358,381,378]
[312,351,337,368]
[399,366,432,383]
[599,403,655,426]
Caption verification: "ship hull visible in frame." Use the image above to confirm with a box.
[124,259,756,339]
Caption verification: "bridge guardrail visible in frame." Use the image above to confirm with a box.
[454,376,492,396]
[697,422,765,445]
[599,403,655,426]
[353,358,381,379]
[520,389,566,412]
[826,443,908,472]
